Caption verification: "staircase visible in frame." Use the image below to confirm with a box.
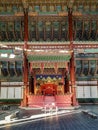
[55,94,72,107]
[27,94,72,108]
[28,95,44,108]
[44,96,56,106]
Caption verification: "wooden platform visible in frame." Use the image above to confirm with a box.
[28,94,72,108]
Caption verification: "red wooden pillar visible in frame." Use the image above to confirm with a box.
[21,8,29,107]
[62,69,65,94]
[65,62,70,93]
[68,8,77,106]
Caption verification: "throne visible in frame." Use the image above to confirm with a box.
[41,83,57,96]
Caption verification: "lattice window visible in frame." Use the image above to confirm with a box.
[49,6,55,12]
[29,6,33,12]
[83,61,89,76]
[76,60,82,76]
[83,21,90,40]
[34,6,40,12]
[12,6,18,13]
[29,21,36,41]
[9,62,15,77]
[89,60,96,76]
[1,61,9,76]
[75,20,83,40]
[46,22,51,40]
[15,61,23,76]
[56,6,61,12]
[91,21,97,40]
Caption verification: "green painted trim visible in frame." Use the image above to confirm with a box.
[0,99,21,104]
[76,75,98,81]
[84,49,98,53]
[0,49,13,54]
[39,12,57,15]
[0,12,14,15]
[77,98,98,103]
[0,76,23,82]
[27,55,71,62]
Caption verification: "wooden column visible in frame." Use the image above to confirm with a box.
[68,8,73,48]
[22,8,29,107]
[29,76,34,94]
[62,69,65,95]
[68,8,77,106]
[34,75,36,94]
[70,52,77,106]
[65,62,70,93]
[24,8,28,42]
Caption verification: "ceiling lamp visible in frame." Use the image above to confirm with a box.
[9,54,15,59]
[1,53,8,57]
[34,50,44,52]
[59,50,69,53]
[15,47,23,50]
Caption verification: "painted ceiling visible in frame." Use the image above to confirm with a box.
[0,0,97,41]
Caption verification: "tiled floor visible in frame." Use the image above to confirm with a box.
[0,105,98,130]
[0,112,98,130]
[81,104,98,115]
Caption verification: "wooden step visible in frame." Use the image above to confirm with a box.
[44,96,56,105]
[27,94,72,108]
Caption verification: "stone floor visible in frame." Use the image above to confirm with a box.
[81,104,98,115]
[0,104,98,130]
[0,105,43,120]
